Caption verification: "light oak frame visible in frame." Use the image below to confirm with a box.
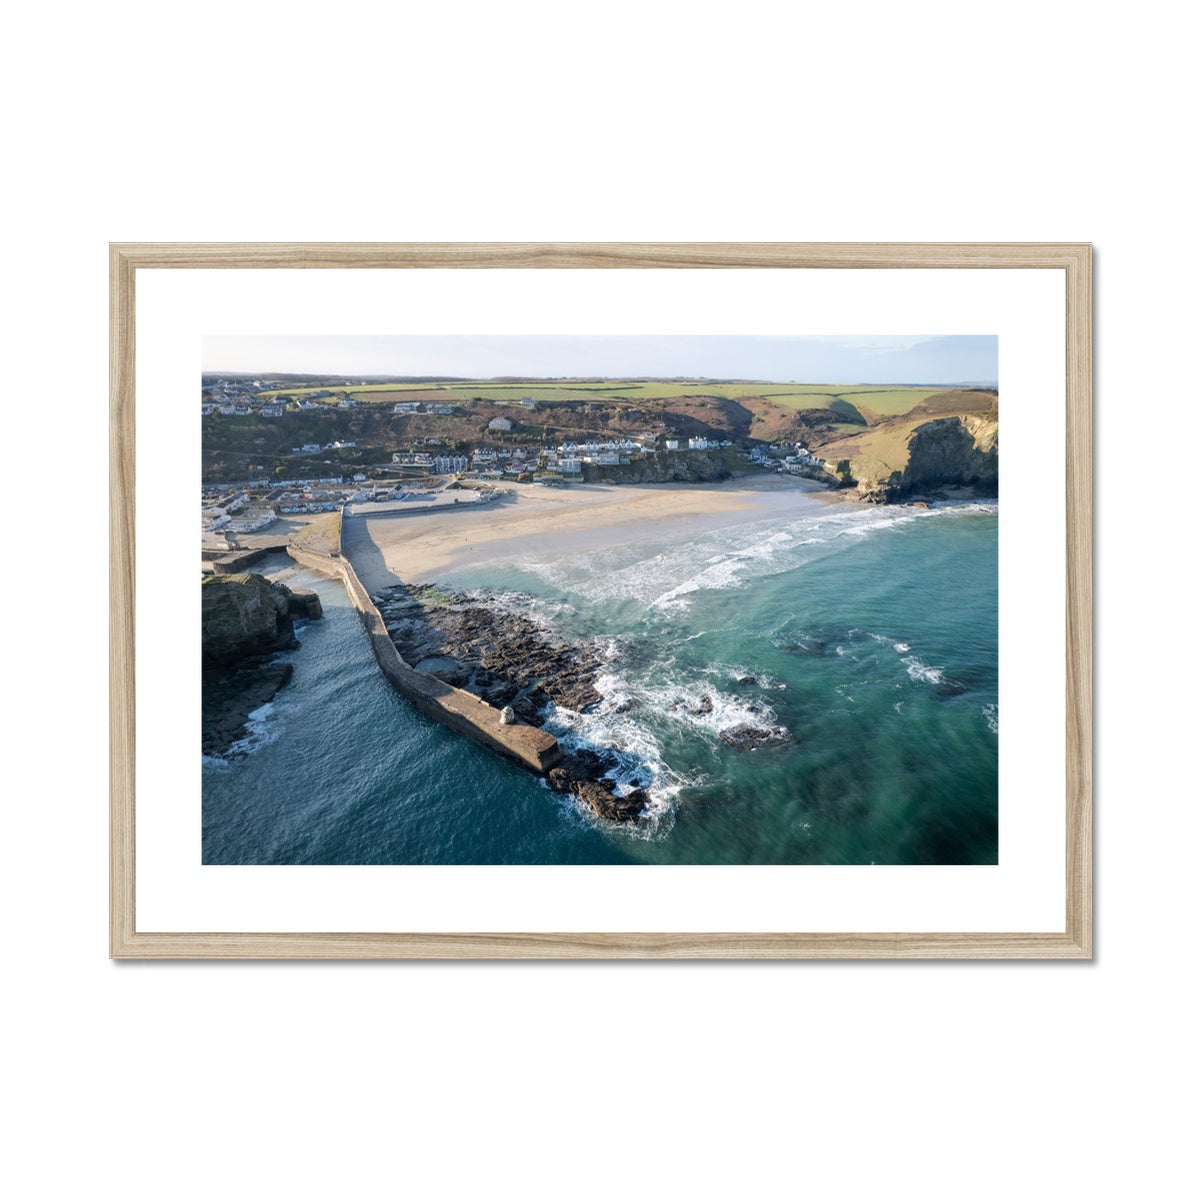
[110,242,1092,959]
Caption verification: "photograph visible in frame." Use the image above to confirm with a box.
[199,333,1000,867]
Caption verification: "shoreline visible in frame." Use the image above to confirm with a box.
[342,473,832,593]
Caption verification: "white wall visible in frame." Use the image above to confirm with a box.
[6,4,1192,1198]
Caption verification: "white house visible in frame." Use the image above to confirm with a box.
[488,417,513,432]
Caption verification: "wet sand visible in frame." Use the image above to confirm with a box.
[342,474,831,593]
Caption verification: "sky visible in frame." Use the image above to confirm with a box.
[201,334,998,385]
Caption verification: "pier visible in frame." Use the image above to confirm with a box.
[286,541,562,775]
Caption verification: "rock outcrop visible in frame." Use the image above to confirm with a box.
[855,415,999,503]
[901,415,998,496]
[374,585,605,718]
[202,573,321,666]
[547,749,649,824]
[201,573,322,755]
[580,450,735,485]
[718,722,793,749]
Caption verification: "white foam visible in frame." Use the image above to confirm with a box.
[982,704,999,734]
[519,500,989,615]
[902,655,945,686]
[226,700,286,756]
[706,663,785,690]
[541,673,686,836]
[517,507,918,611]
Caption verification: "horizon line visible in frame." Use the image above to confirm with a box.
[202,372,999,387]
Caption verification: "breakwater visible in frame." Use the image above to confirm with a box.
[286,543,562,774]
[344,494,501,518]
[206,544,290,574]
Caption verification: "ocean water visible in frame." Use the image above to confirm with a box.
[202,496,998,865]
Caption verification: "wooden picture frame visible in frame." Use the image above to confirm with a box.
[110,242,1092,959]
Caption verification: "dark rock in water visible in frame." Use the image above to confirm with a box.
[546,750,647,824]
[564,779,648,824]
[675,694,713,717]
[735,675,757,686]
[568,748,621,779]
[788,640,828,658]
[202,660,293,757]
[547,767,574,793]
[719,723,792,749]
[935,677,968,697]
[549,748,619,784]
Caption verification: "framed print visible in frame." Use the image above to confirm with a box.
[110,242,1092,958]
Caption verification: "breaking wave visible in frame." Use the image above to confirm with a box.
[516,502,969,613]
[902,655,947,686]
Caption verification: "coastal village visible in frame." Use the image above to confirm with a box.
[201,375,833,555]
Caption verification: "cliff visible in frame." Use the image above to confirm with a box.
[201,572,322,668]
[899,414,998,498]
[819,409,999,504]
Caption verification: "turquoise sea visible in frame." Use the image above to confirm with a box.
[202,494,998,865]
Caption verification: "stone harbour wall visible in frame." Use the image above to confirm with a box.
[286,544,561,775]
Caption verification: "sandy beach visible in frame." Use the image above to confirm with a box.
[342,474,831,593]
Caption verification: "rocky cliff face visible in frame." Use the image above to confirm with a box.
[902,415,998,494]
[201,573,323,755]
[856,416,998,503]
[580,450,735,485]
[201,573,321,667]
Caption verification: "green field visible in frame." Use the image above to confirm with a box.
[251,379,948,423]
[258,384,936,412]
